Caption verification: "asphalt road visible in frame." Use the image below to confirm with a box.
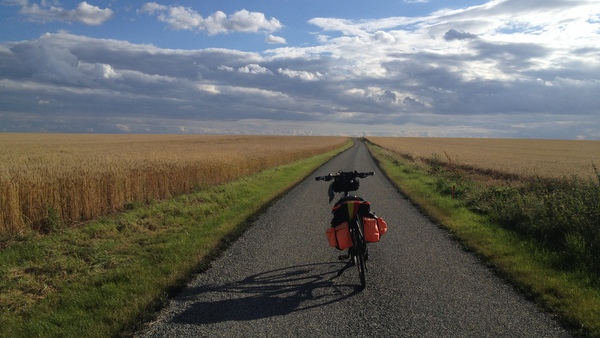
[138,140,570,337]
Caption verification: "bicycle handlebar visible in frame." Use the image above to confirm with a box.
[315,170,374,181]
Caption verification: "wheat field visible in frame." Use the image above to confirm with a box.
[0,134,347,236]
[367,137,600,179]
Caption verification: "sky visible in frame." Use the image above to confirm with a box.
[1,0,599,139]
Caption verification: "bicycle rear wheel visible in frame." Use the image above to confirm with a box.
[352,218,367,289]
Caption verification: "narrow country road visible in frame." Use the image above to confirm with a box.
[138,140,570,337]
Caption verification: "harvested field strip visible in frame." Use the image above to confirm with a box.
[0,134,348,236]
[367,137,600,179]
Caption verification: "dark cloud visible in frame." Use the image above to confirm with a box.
[403,96,426,107]
[473,40,550,61]
[443,29,478,41]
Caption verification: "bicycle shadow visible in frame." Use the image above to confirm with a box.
[172,262,360,325]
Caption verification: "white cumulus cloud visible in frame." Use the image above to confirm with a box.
[140,3,282,35]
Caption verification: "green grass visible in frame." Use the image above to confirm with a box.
[365,141,600,338]
[0,139,352,338]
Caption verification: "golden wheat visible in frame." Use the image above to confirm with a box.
[367,137,600,179]
[0,134,347,236]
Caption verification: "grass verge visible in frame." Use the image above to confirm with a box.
[365,140,600,338]
[0,140,352,338]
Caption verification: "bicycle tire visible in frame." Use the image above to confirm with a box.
[352,217,367,289]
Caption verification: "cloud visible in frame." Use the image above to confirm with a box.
[266,35,287,44]
[277,68,323,81]
[140,3,282,35]
[238,64,272,75]
[373,31,396,43]
[12,1,113,25]
[443,29,478,41]
[1,0,600,139]
[218,64,273,75]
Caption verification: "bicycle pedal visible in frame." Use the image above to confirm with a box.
[338,254,349,260]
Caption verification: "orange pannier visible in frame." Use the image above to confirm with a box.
[377,216,388,236]
[363,215,388,243]
[326,221,352,250]
[363,216,379,242]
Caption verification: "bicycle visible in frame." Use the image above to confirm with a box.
[316,170,386,289]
